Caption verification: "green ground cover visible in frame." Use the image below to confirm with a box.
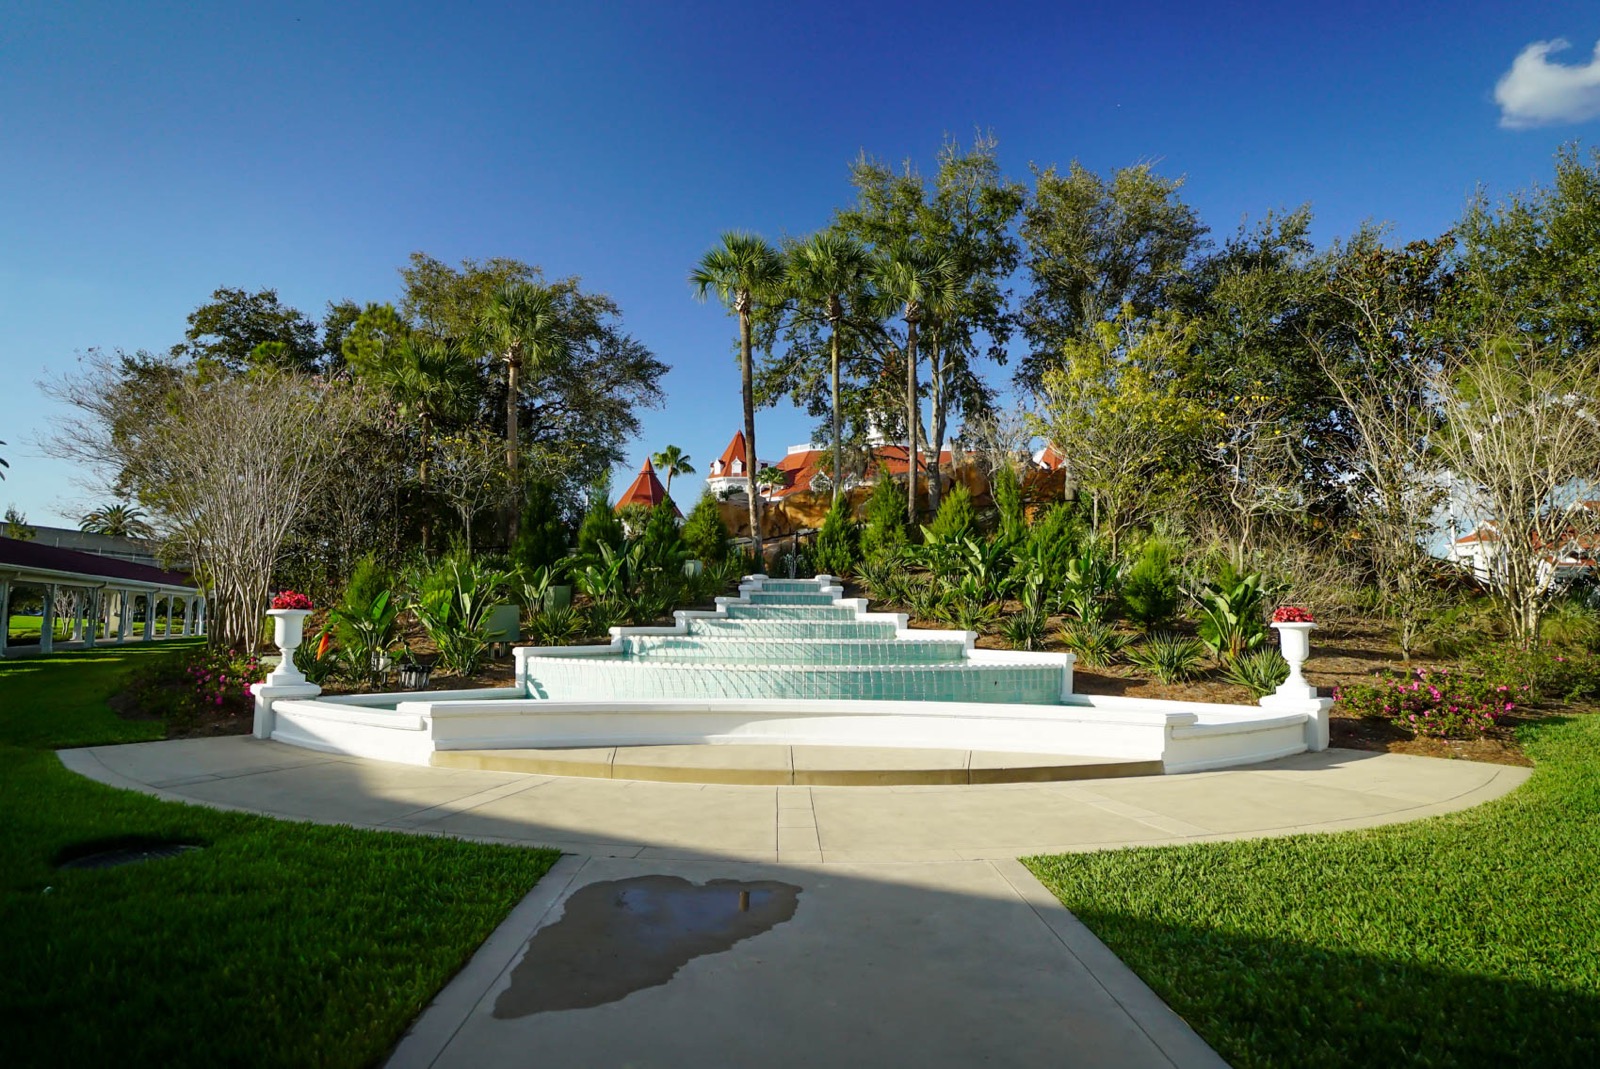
[1027,715,1600,1067]
[0,645,559,1067]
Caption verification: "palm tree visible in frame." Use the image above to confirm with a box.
[651,444,695,499]
[80,503,154,539]
[872,242,955,525]
[476,282,567,543]
[0,439,9,480]
[787,231,871,503]
[691,232,786,563]
[378,337,475,489]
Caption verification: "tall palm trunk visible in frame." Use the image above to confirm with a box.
[504,345,521,545]
[738,292,763,564]
[927,325,945,516]
[419,410,433,555]
[904,303,921,527]
[828,297,843,505]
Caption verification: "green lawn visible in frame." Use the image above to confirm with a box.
[0,645,559,1067]
[1026,714,1600,1067]
[6,614,187,642]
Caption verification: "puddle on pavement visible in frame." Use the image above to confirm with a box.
[493,875,802,1017]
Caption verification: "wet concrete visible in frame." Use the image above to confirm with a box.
[492,875,801,1018]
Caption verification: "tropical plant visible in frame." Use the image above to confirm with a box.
[584,596,630,637]
[1195,567,1268,661]
[410,557,508,677]
[651,444,695,499]
[1126,632,1207,684]
[691,231,786,560]
[293,628,342,685]
[1061,543,1121,625]
[786,230,872,501]
[332,588,401,688]
[475,281,569,543]
[1057,620,1130,668]
[574,542,628,603]
[1221,648,1290,698]
[906,578,948,622]
[938,575,1001,633]
[79,503,155,539]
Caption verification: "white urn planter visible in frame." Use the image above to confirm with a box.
[1269,620,1318,702]
[265,608,312,686]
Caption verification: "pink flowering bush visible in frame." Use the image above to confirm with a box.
[1334,666,1520,739]
[1272,606,1315,624]
[271,590,314,611]
[123,647,266,733]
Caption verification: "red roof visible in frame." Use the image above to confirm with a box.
[614,459,679,515]
[710,431,749,477]
[1035,443,1066,471]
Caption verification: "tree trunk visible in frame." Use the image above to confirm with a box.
[904,306,921,529]
[927,327,945,517]
[829,308,842,506]
[738,294,763,566]
[420,410,433,556]
[505,347,521,546]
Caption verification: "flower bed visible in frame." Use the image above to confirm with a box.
[1334,666,1520,739]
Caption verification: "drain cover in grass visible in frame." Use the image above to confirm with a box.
[55,837,204,870]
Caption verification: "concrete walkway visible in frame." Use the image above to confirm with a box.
[60,738,1530,1068]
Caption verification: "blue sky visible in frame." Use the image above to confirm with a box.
[2,0,1598,525]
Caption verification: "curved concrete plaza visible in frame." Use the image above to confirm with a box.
[60,737,1530,1068]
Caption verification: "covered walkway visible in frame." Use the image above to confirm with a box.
[0,537,204,657]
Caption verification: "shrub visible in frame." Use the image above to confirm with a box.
[991,463,1026,545]
[1058,620,1130,668]
[682,488,731,564]
[575,492,625,561]
[860,475,908,559]
[1334,666,1518,739]
[1126,632,1206,683]
[584,597,629,637]
[1220,648,1289,698]
[1122,538,1179,631]
[510,479,571,576]
[812,498,859,577]
[924,483,976,546]
[1016,502,1084,597]
[1466,643,1600,703]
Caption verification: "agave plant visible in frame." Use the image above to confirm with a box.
[1126,632,1208,684]
[1057,620,1130,668]
[1221,648,1290,698]
[1000,605,1048,651]
[530,605,586,646]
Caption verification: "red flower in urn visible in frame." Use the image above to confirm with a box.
[1272,605,1315,623]
[271,591,314,611]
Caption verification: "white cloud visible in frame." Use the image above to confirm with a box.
[1496,37,1600,128]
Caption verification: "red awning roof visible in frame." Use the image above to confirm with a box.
[0,536,194,588]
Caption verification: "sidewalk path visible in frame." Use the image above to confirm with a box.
[60,738,1529,1068]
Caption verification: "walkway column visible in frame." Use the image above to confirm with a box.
[118,591,132,642]
[0,579,9,659]
[141,592,154,642]
[164,595,174,640]
[39,583,56,655]
[84,589,99,649]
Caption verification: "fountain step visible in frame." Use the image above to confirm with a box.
[432,744,1163,786]
[685,618,898,639]
[521,657,1065,704]
[743,592,839,606]
[723,604,860,620]
[619,636,967,664]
